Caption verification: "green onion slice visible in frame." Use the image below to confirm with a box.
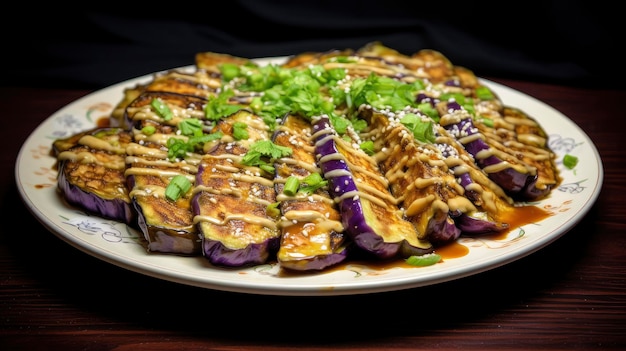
[165,175,192,201]
[141,125,156,135]
[283,176,300,196]
[563,154,579,169]
[405,253,442,267]
[150,98,173,121]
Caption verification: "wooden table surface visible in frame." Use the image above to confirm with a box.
[1,78,625,350]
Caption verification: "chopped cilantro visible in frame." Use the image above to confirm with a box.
[417,102,439,123]
[350,118,368,133]
[218,63,241,82]
[360,140,375,155]
[400,113,436,143]
[347,73,420,114]
[232,122,249,140]
[166,131,223,160]
[299,173,328,194]
[240,140,292,174]
[329,114,351,135]
[178,118,204,137]
[204,89,242,121]
[475,86,495,100]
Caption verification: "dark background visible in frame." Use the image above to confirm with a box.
[3,1,619,90]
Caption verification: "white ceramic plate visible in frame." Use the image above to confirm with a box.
[15,58,603,296]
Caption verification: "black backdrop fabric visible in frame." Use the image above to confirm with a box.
[3,1,619,89]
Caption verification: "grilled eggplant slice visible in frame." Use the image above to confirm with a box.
[439,101,559,201]
[192,110,281,267]
[124,91,209,255]
[122,91,208,131]
[435,127,512,235]
[110,69,221,128]
[362,106,514,241]
[53,128,100,156]
[145,69,222,98]
[195,51,253,73]
[357,42,453,83]
[126,143,200,254]
[273,114,349,271]
[360,107,463,245]
[56,127,135,225]
[312,115,433,258]
[282,49,355,70]
[111,84,146,129]
[479,106,561,199]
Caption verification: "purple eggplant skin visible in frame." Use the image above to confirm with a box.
[424,212,462,245]
[445,170,509,237]
[337,195,400,258]
[455,171,481,204]
[312,115,433,259]
[453,212,509,235]
[131,200,200,255]
[201,234,280,267]
[278,234,350,271]
[284,250,348,271]
[440,101,548,201]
